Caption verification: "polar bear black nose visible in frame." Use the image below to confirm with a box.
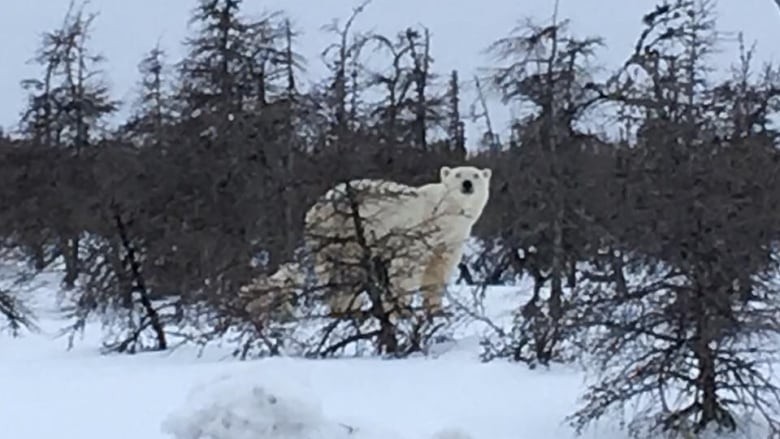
[461,179,473,194]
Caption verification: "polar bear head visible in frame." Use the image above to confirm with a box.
[439,165,492,219]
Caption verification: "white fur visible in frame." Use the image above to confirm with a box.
[302,165,492,316]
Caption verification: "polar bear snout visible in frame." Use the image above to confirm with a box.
[461,179,474,194]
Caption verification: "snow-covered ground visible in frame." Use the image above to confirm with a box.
[0,260,747,439]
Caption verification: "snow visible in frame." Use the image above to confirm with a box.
[0,261,766,439]
[162,376,361,439]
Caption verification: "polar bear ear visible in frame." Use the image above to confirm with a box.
[481,168,492,179]
[440,166,452,180]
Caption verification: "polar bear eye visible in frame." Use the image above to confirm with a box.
[455,172,461,178]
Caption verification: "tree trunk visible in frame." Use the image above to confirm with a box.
[113,210,167,351]
[62,236,79,289]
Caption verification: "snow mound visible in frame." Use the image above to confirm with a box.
[161,373,355,439]
[161,371,476,439]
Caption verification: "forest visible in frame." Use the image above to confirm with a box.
[1,0,780,437]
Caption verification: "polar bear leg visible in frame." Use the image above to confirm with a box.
[329,290,363,315]
[311,247,365,316]
[381,256,423,319]
[420,245,463,315]
[243,262,300,319]
[326,266,366,316]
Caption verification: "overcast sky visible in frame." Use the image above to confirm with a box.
[2,0,780,143]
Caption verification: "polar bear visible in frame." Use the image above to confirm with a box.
[302,165,492,318]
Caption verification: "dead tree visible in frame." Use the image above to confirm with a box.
[18,1,117,288]
[568,2,780,436]
[479,8,605,366]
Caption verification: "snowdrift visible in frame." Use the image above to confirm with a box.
[161,371,474,439]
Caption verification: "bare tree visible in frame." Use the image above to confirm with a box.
[567,2,780,436]
[118,42,177,149]
[445,70,467,156]
[319,0,372,144]
[16,0,117,287]
[478,7,605,366]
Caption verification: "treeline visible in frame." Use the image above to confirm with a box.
[1,0,780,436]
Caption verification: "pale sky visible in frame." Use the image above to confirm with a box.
[2,0,780,145]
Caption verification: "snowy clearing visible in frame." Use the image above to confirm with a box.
[0,264,771,439]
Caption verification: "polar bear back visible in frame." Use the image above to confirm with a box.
[304,178,439,248]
